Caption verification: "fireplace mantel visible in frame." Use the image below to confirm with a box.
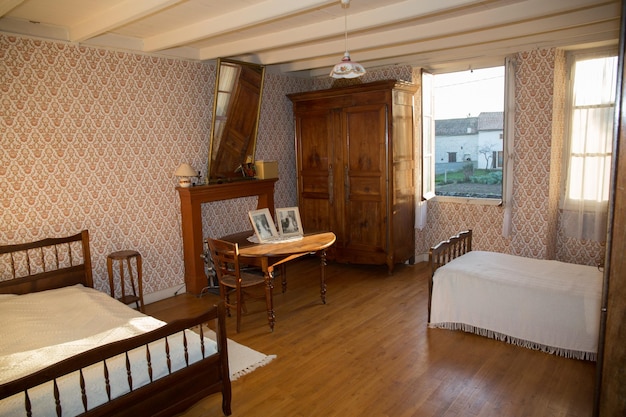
[176,178,278,294]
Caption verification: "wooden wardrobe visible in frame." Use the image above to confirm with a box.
[288,80,418,272]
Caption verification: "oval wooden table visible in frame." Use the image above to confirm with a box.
[220,231,336,331]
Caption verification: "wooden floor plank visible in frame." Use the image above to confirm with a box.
[144,256,595,417]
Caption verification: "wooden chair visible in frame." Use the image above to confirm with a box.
[106,250,144,312]
[205,237,269,332]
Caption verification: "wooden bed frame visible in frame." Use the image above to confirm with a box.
[426,229,602,360]
[0,230,232,416]
[427,230,472,322]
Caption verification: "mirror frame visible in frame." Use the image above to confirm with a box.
[207,58,266,183]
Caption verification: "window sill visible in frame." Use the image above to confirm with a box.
[433,195,502,206]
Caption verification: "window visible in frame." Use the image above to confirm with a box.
[564,53,616,203]
[561,51,617,241]
[493,151,503,169]
[422,66,506,201]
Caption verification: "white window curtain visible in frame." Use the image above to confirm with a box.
[561,53,617,241]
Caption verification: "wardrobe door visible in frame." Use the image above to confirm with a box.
[295,109,340,237]
[390,89,417,265]
[339,103,389,264]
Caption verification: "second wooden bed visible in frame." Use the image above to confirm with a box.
[428,230,603,361]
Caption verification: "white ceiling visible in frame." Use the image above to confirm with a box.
[0,0,621,77]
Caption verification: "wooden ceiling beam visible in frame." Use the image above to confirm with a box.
[143,0,336,52]
[279,20,618,74]
[69,0,183,42]
[196,0,490,60]
[252,1,620,68]
[0,0,24,17]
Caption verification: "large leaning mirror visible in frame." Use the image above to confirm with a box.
[207,58,265,183]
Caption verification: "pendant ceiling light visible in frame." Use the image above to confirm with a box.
[330,0,365,79]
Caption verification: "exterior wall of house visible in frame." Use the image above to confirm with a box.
[434,129,503,173]
[435,114,504,173]
[435,133,477,167]
[476,130,503,169]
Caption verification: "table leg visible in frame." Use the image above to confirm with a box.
[320,249,327,304]
[281,264,287,293]
[265,266,276,331]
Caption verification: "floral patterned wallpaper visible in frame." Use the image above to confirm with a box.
[1,35,216,297]
[0,34,413,298]
[1,33,604,300]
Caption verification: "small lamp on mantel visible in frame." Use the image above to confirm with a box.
[174,163,197,188]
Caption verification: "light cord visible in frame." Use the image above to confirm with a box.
[344,6,348,54]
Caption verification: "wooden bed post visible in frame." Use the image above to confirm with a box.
[80,230,94,288]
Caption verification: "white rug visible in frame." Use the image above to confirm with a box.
[203,327,276,381]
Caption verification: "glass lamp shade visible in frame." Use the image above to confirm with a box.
[330,52,366,79]
[175,163,197,188]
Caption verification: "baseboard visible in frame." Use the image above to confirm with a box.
[414,253,429,263]
[145,254,429,305]
[143,284,187,305]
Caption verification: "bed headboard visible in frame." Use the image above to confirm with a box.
[0,230,93,295]
[428,230,472,322]
[428,230,473,277]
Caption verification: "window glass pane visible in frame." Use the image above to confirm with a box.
[564,53,616,206]
[433,66,505,199]
[584,157,608,200]
[423,113,433,154]
[567,156,584,200]
[422,70,435,199]
[423,154,432,196]
[573,57,617,106]
[571,107,614,153]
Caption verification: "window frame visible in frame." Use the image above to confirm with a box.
[561,48,617,210]
[421,69,436,201]
[422,63,508,206]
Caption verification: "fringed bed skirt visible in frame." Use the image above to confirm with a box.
[429,322,597,361]
[429,251,602,362]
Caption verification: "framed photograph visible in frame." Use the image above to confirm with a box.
[276,207,303,237]
[248,208,279,243]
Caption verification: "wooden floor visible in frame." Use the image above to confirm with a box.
[145,257,596,417]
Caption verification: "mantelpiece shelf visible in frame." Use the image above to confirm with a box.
[176,178,278,294]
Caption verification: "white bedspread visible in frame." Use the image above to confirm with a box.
[429,251,602,360]
[0,285,218,416]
